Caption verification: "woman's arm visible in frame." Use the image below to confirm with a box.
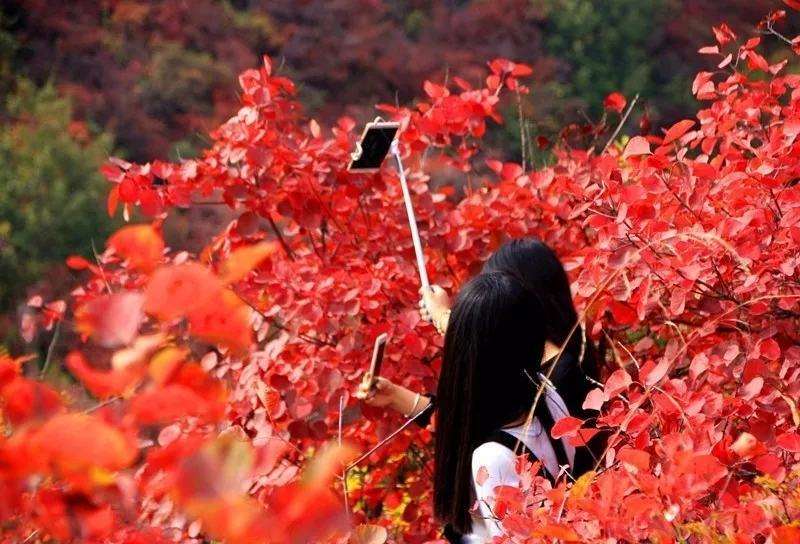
[356,376,432,419]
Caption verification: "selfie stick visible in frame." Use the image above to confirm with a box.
[390,139,430,291]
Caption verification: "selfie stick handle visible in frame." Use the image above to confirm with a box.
[390,139,430,291]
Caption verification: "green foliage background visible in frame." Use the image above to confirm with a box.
[0,80,114,310]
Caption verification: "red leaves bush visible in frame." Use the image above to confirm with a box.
[4,8,800,544]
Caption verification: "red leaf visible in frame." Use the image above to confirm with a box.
[662,119,695,145]
[621,136,651,159]
[0,377,62,425]
[609,301,637,325]
[75,292,144,348]
[131,385,216,424]
[618,448,650,471]
[582,388,607,411]
[776,432,800,453]
[568,428,600,447]
[65,350,147,399]
[641,358,671,388]
[66,255,92,270]
[712,23,736,45]
[758,338,781,360]
[107,185,120,217]
[551,416,584,439]
[603,92,627,113]
[423,80,448,99]
[604,369,632,397]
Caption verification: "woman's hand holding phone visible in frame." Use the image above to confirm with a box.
[356,376,430,418]
[356,376,397,407]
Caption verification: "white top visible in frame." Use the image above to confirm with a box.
[463,386,575,543]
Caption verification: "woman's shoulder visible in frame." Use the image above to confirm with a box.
[470,440,519,479]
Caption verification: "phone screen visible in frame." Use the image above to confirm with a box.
[368,333,388,381]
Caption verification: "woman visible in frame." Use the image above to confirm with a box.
[362,238,599,433]
[358,239,599,541]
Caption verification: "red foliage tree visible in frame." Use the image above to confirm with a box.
[4,7,800,544]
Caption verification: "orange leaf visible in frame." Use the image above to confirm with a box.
[145,263,221,321]
[188,289,252,352]
[107,224,165,273]
[774,525,800,544]
[148,347,189,385]
[107,185,120,217]
[32,413,137,473]
[65,350,146,399]
[220,242,277,284]
[130,384,224,425]
[534,523,581,541]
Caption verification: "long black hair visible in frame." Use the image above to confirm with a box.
[434,271,549,533]
[483,237,604,472]
[483,238,600,405]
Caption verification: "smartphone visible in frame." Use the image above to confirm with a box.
[348,120,400,172]
[367,333,388,385]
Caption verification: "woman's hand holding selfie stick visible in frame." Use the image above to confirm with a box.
[419,285,451,334]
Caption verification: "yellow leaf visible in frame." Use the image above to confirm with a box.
[567,470,595,506]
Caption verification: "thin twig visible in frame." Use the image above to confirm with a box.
[91,239,113,294]
[234,290,335,347]
[40,320,61,378]
[84,396,121,413]
[267,215,296,261]
[345,403,433,472]
[602,94,640,155]
[517,90,527,173]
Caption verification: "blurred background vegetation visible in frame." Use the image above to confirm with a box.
[0,0,790,342]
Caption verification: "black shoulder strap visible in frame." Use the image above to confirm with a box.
[487,430,537,461]
[488,414,570,482]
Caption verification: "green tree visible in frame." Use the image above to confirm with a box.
[541,0,677,118]
[0,80,115,310]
